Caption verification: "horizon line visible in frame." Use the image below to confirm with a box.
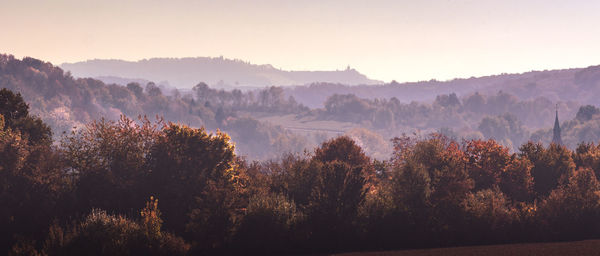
[6,53,599,86]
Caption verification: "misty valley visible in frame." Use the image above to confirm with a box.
[3,54,600,255]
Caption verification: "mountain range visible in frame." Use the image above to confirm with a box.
[61,57,382,88]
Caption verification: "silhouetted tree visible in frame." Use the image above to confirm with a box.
[519,142,575,197]
[0,88,51,145]
[148,123,241,252]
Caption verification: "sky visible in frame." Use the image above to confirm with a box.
[2,0,600,82]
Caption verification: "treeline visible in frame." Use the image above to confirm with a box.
[314,91,588,150]
[0,54,310,160]
[191,82,307,116]
[5,88,600,255]
[318,91,574,132]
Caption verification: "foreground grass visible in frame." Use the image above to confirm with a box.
[335,240,600,256]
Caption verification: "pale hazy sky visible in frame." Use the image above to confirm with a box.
[2,0,600,82]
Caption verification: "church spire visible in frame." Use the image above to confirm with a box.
[552,104,563,145]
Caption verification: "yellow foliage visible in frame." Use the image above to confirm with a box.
[140,196,163,237]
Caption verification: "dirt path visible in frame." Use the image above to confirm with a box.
[334,240,600,256]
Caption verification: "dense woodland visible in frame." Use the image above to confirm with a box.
[5,86,600,255]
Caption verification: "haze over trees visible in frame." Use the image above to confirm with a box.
[61,57,381,89]
[0,54,313,160]
[5,88,600,255]
[62,55,600,147]
[7,54,600,161]
[6,52,600,254]
[284,66,600,108]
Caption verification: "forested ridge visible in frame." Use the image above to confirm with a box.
[61,57,381,88]
[285,65,600,108]
[0,54,312,160]
[4,54,600,159]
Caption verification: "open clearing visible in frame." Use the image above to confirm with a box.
[334,240,600,256]
[252,113,359,133]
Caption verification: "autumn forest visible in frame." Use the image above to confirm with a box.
[4,55,600,255]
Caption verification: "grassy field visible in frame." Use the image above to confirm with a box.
[334,240,600,256]
[253,113,359,133]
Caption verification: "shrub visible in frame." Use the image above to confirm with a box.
[44,201,189,256]
[232,192,303,254]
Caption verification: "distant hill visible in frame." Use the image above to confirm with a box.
[6,53,600,154]
[285,66,600,108]
[0,54,313,160]
[60,57,382,88]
